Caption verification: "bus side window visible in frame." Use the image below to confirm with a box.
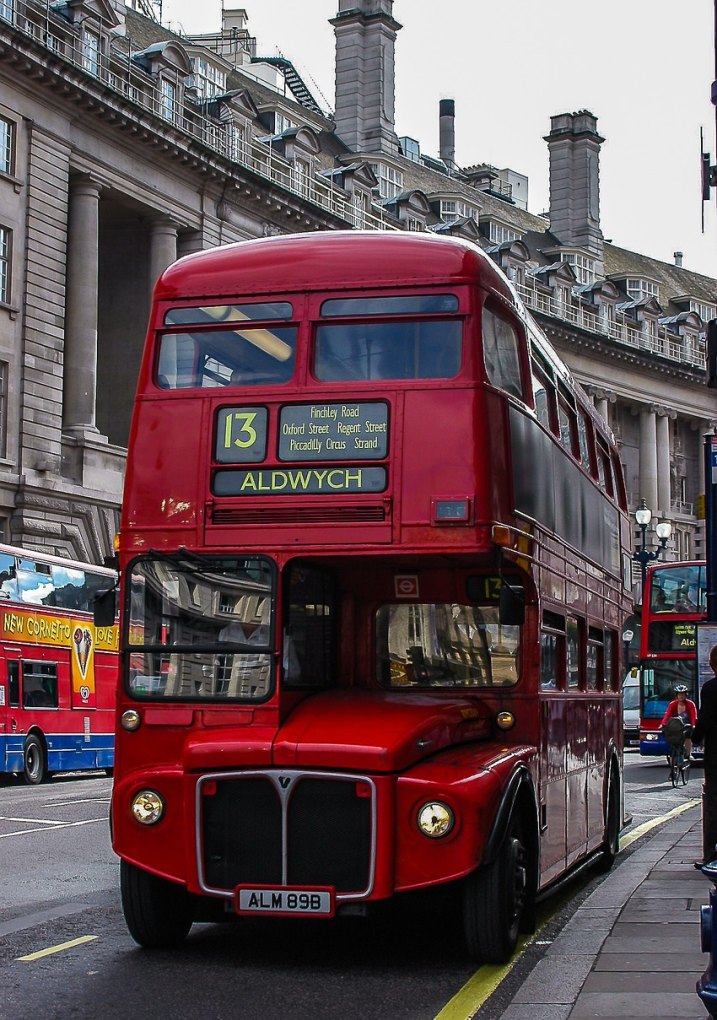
[531,364,556,432]
[604,629,616,690]
[557,395,578,458]
[482,306,524,399]
[22,662,58,708]
[577,410,594,474]
[566,616,581,688]
[541,612,565,690]
[8,660,19,707]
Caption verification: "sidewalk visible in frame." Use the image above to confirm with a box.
[499,803,714,1019]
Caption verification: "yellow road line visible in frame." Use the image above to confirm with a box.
[620,798,699,850]
[434,797,701,1020]
[17,935,97,961]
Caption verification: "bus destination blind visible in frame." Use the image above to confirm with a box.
[214,401,389,496]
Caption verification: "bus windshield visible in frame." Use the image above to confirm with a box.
[126,555,274,702]
[376,603,519,688]
[649,563,706,614]
[641,660,696,720]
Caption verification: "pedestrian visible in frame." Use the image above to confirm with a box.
[693,644,717,867]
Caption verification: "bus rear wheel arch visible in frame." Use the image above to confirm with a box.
[120,859,194,948]
[23,733,47,785]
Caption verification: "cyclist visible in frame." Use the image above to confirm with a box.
[661,684,697,759]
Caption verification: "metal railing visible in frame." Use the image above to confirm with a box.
[516,279,706,370]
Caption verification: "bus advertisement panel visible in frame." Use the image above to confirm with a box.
[108,231,631,963]
[0,544,118,783]
[639,560,706,757]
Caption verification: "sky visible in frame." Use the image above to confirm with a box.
[154,0,717,279]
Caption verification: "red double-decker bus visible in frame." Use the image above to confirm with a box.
[106,231,631,962]
[0,543,118,783]
[638,560,706,758]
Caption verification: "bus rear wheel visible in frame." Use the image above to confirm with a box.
[463,819,528,963]
[23,735,46,785]
[120,859,194,948]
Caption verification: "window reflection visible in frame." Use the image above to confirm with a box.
[377,603,519,688]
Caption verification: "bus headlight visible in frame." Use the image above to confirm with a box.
[121,709,141,731]
[417,801,455,838]
[131,790,165,825]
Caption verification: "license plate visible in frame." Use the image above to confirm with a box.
[235,885,334,918]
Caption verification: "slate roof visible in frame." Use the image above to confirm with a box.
[118,8,717,313]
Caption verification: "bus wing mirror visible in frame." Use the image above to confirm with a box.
[499,583,525,626]
[93,587,117,628]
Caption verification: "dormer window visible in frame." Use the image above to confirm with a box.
[626,278,659,302]
[160,78,177,123]
[370,163,403,200]
[275,113,296,134]
[81,25,101,75]
[690,300,716,323]
[439,200,477,223]
[292,158,311,198]
[227,122,246,161]
[488,221,520,245]
[560,253,595,286]
[191,57,226,100]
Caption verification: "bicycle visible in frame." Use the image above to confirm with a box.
[663,717,691,787]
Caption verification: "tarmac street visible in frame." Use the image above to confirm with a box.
[497,802,713,1019]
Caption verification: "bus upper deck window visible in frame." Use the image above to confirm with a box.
[164,303,293,326]
[481,307,523,398]
[315,294,461,382]
[157,325,297,389]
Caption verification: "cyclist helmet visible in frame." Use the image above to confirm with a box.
[674,684,689,694]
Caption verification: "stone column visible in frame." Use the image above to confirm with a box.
[148,217,179,302]
[63,175,102,435]
[655,407,673,516]
[638,404,658,511]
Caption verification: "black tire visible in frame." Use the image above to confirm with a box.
[670,765,679,788]
[463,819,528,963]
[596,771,620,872]
[23,734,46,785]
[120,859,194,948]
[682,763,689,786]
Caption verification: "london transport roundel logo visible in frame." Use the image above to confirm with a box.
[395,575,419,598]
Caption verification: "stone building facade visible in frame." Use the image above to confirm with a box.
[0,0,715,589]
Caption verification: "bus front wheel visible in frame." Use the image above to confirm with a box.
[463,818,528,963]
[23,735,46,785]
[120,859,194,948]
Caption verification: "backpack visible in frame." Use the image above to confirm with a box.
[663,716,685,746]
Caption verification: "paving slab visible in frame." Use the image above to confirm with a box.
[510,956,594,1004]
[569,991,708,1017]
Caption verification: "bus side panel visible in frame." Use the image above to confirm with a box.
[123,397,204,545]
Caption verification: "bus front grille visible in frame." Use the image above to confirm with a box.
[211,505,386,525]
[199,772,375,897]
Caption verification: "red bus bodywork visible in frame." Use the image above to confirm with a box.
[639,560,706,757]
[111,232,630,961]
[0,544,118,783]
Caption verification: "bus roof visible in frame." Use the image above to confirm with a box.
[156,230,512,303]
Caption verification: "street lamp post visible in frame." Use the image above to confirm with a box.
[632,499,672,597]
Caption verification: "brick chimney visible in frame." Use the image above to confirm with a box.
[544,110,604,261]
[330,0,402,155]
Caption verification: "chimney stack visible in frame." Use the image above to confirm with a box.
[439,99,456,171]
[331,0,402,155]
[674,251,684,267]
[545,110,604,267]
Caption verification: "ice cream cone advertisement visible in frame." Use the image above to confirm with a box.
[71,623,96,707]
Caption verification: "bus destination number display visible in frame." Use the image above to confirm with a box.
[648,620,697,652]
[278,402,388,462]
